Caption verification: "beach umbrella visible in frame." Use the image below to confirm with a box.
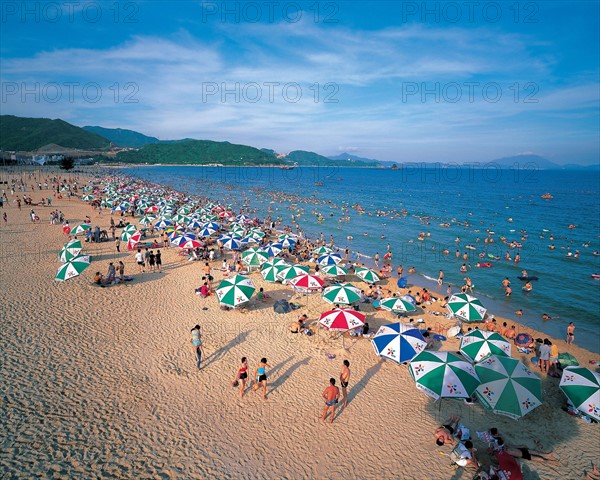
[71,223,92,235]
[215,274,255,307]
[241,248,269,267]
[319,308,365,331]
[247,229,265,240]
[278,233,296,241]
[372,322,427,364]
[145,205,159,214]
[355,267,381,284]
[279,237,297,249]
[139,215,156,226]
[262,242,283,257]
[82,194,95,201]
[474,355,542,419]
[198,225,217,237]
[288,273,325,292]
[318,252,342,266]
[154,218,172,229]
[459,330,512,363]
[447,293,487,323]
[273,299,292,314]
[559,367,600,422]
[260,259,288,282]
[126,230,143,250]
[312,245,333,256]
[171,232,197,246]
[409,351,480,400]
[322,283,362,305]
[59,239,83,262]
[276,263,310,281]
[55,255,91,281]
[321,264,348,277]
[187,219,203,230]
[240,236,259,245]
[515,332,533,347]
[178,239,203,250]
[221,236,242,250]
[203,221,220,231]
[379,297,417,313]
[120,224,138,241]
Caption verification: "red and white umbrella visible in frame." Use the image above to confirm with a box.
[178,239,203,249]
[145,205,159,213]
[288,273,324,292]
[127,230,142,250]
[319,308,365,331]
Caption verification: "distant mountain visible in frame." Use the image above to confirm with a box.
[0,115,111,151]
[328,152,391,167]
[489,154,561,169]
[83,126,160,148]
[289,150,378,166]
[113,140,282,165]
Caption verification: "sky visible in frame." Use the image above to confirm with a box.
[1,1,599,164]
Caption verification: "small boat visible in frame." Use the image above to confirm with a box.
[592,274,600,279]
[518,276,539,281]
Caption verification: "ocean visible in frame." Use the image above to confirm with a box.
[120,164,600,353]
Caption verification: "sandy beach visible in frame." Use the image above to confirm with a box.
[1,170,598,479]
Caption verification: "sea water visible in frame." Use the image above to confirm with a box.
[121,165,600,353]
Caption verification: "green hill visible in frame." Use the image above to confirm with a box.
[83,125,160,148]
[114,140,282,165]
[0,115,111,151]
[286,150,378,167]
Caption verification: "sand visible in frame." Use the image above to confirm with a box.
[1,171,598,479]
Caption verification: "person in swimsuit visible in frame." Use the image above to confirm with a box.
[434,416,460,446]
[190,325,204,370]
[566,322,575,344]
[340,360,350,408]
[320,378,340,424]
[232,357,249,398]
[253,357,271,400]
[496,438,557,463]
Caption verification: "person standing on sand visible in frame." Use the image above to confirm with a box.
[253,358,271,400]
[320,378,340,424]
[191,325,204,369]
[232,357,249,399]
[566,322,575,344]
[3,212,7,225]
[118,261,125,282]
[135,248,145,273]
[115,237,121,253]
[155,250,162,272]
[340,360,350,408]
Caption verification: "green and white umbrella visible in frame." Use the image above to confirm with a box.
[241,248,269,268]
[139,215,156,226]
[322,283,362,305]
[312,245,333,256]
[447,293,487,323]
[379,297,417,313]
[260,259,288,282]
[355,267,381,284]
[276,264,310,281]
[475,355,542,419]
[409,351,480,400]
[560,367,600,422]
[71,223,92,235]
[215,275,256,307]
[321,264,348,277]
[460,330,512,363]
[55,255,91,281]
[82,194,95,201]
[59,239,83,262]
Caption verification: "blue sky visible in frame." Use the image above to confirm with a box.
[1,1,598,164]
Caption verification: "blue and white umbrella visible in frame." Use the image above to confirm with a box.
[372,322,427,364]
[279,237,296,249]
[198,225,217,237]
[318,252,343,266]
[154,218,172,229]
[262,242,283,257]
[221,236,242,250]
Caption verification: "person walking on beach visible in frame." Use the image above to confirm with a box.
[115,237,121,253]
[320,378,340,424]
[135,248,145,273]
[191,325,204,370]
[232,357,249,399]
[566,322,575,344]
[3,212,6,225]
[340,360,350,408]
[155,250,162,272]
[253,358,271,400]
